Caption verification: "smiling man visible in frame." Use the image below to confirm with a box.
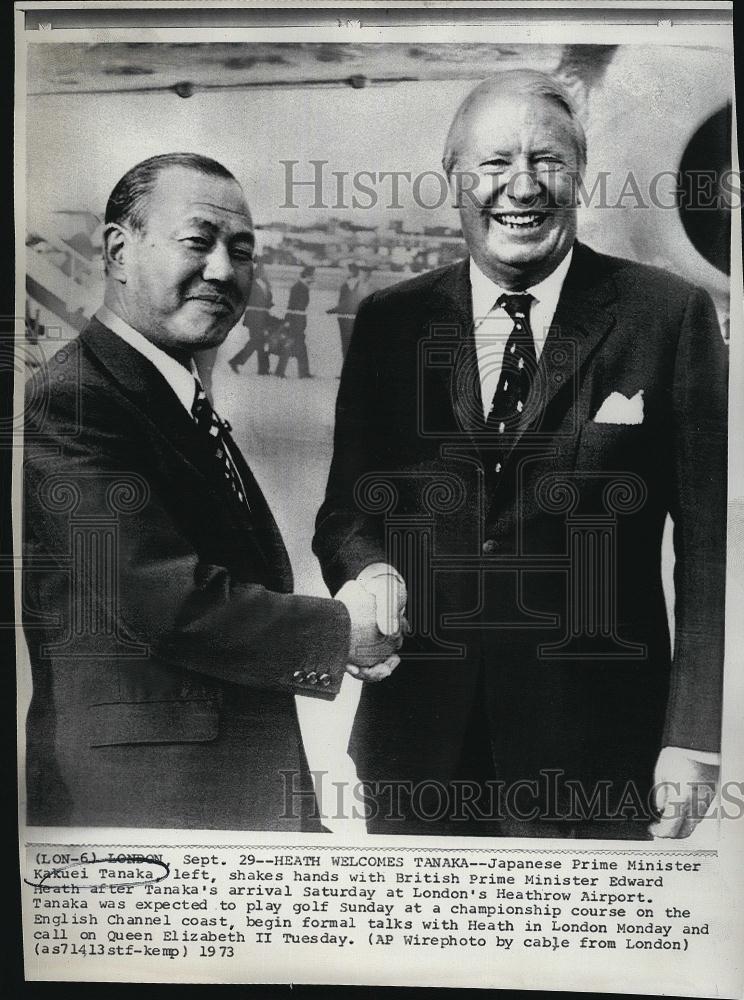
[23,153,400,830]
[443,73,583,289]
[314,72,728,839]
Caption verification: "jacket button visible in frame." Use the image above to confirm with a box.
[306,671,318,685]
[482,539,498,554]
[318,673,331,687]
[292,670,305,683]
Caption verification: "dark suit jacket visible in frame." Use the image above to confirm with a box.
[286,279,310,336]
[23,318,350,830]
[314,243,727,823]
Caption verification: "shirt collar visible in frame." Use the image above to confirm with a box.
[96,304,200,414]
[470,246,574,329]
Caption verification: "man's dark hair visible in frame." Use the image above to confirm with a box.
[105,153,238,232]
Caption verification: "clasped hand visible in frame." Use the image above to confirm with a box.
[336,575,408,683]
[648,747,719,839]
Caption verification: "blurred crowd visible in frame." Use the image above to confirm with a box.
[258,218,467,275]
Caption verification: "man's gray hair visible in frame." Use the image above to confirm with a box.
[442,70,587,177]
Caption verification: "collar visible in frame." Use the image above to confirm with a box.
[470,246,574,332]
[96,305,200,414]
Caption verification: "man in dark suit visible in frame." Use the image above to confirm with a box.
[228,258,274,375]
[313,72,727,839]
[275,265,314,378]
[328,261,366,361]
[23,153,400,830]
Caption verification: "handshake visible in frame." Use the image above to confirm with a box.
[336,566,408,683]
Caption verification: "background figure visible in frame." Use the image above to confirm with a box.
[229,258,274,375]
[275,265,314,378]
[328,261,366,361]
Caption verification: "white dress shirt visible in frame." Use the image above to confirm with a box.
[96,304,200,413]
[470,249,573,422]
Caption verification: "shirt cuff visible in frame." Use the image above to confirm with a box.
[356,562,405,587]
[665,746,721,767]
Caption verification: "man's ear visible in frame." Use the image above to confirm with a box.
[444,162,460,209]
[447,166,479,211]
[102,223,130,283]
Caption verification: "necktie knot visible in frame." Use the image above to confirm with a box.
[497,292,534,323]
[192,385,209,420]
[192,386,232,433]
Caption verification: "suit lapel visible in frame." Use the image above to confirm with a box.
[420,260,486,445]
[537,242,618,415]
[230,448,294,589]
[81,319,219,476]
[80,319,290,584]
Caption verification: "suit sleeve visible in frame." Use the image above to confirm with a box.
[24,384,350,701]
[663,287,728,751]
[313,295,395,594]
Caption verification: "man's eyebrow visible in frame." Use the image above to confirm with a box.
[179,215,255,241]
[179,216,216,229]
[190,200,253,219]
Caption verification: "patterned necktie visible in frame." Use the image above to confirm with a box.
[191,385,251,511]
[484,292,537,477]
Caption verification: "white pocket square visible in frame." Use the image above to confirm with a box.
[593,389,644,425]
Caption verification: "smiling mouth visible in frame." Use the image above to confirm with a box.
[492,212,548,230]
[188,296,233,310]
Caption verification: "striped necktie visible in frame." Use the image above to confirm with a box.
[484,292,538,478]
[191,385,250,510]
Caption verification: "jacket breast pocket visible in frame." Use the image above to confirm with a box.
[88,699,219,747]
[571,423,651,518]
[576,422,646,470]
